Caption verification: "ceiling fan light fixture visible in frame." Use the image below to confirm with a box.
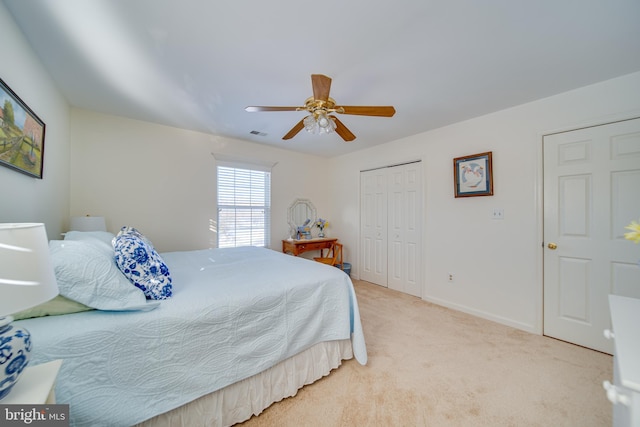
[303,111,336,135]
[303,115,318,134]
[317,111,331,128]
[320,114,336,134]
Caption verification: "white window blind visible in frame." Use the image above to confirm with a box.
[217,165,271,248]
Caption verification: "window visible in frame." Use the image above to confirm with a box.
[217,165,271,248]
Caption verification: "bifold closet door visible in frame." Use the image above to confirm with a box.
[360,162,422,297]
[388,163,422,297]
[360,168,388,287]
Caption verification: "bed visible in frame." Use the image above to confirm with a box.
[13,230,367,427]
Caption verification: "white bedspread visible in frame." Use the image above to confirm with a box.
[17,247,367,427]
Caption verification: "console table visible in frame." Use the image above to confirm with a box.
[282,237,338,257]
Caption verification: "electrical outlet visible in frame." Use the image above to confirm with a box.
[448,273,454,282]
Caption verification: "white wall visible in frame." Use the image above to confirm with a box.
[69,73,640,333]
[329,71,640,334]
[5,0,639,336]
[70,109,330,252]
[0,3,71,239]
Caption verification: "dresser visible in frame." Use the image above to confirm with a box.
[604,295,640,427]
[282,237,338,257]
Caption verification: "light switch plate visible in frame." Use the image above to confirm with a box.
[492,208,504,219]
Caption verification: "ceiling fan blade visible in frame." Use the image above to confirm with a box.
[337,106,396,117]
[311,74,332,102]
[282,119,305,140]
[245,106,300,112]
[331,116,356,142]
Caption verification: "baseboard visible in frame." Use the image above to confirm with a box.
[422,295,537,334]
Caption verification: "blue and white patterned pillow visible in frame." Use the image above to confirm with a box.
[116,226,155,249]
[113,234,173,300]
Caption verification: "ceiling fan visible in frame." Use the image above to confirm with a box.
[245,74,395,142]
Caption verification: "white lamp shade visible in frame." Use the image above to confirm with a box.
[0,223,59,317]
[70,216,107,232]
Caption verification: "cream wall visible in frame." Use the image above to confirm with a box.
[328,71,640,334]
[4,0,640,336]
[0,3,70,239]
[69,109,330,252]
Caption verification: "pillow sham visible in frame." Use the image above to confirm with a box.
[113,234,173,300]
[64,230,116,250]
[12,295,94,320]
[49,240,159,311]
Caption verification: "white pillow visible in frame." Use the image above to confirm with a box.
[64,230,116,250]
[49,240,160,311]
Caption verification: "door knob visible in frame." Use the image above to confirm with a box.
[603,381,630,406]
[547,243,557,250]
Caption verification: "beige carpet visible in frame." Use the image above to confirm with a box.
[240,280,612,426]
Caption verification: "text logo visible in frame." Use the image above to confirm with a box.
[1,405,69,426]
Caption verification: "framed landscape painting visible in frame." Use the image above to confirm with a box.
[453,151,493,197]
[0,78,46,179]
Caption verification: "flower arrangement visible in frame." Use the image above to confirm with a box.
[315,218,329,237]
[625,219,640,267]
[624,219,640,244]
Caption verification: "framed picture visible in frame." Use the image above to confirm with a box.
[453,151,493,197]
[0,78,46,179]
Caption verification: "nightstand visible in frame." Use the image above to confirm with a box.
[1,359,63,404]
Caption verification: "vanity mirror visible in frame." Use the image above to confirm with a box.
[287,198,317,239]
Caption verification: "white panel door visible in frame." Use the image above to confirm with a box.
[360,169,388,286]
[543,118,640,354]
[388,163,422,296]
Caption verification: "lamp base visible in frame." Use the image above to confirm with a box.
[0,316,31,400]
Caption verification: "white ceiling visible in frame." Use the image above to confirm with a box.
[4,0,640,157]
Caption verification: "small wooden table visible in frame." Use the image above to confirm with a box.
[282,237,338,256]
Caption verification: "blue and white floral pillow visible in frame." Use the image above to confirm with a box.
[113,234,173,300]
[116,226,155,248]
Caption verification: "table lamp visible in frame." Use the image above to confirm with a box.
[0,223,59,400]
[69,215,106,232]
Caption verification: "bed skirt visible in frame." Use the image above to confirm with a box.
[136,339,353,427]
